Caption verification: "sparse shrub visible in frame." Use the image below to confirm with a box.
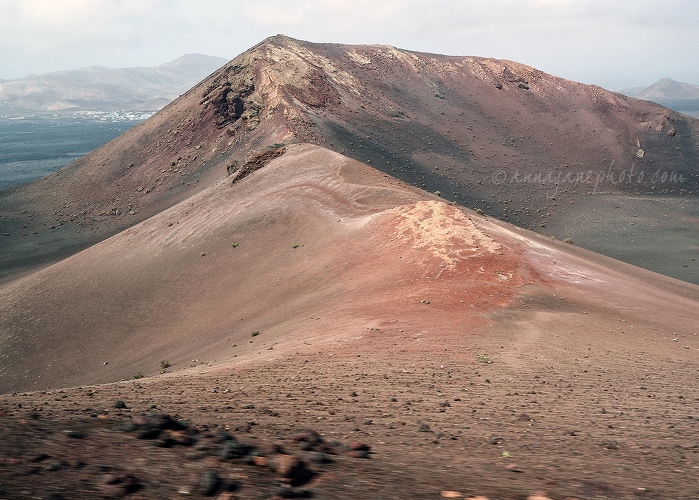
[292,243,300,249]
[160,360,171,370]
[231,242,239,248]
[251,330,260,337]
[132,372,145,379]
[564,238,574,244]
[434,190,441,197]
[475,208,484,215]
[476,354,493,364]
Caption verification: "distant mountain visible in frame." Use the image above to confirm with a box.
[636,77,699,100]
[0,54,228,113]
[618,78,699,118]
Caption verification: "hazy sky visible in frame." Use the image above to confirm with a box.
[1,0,698,89]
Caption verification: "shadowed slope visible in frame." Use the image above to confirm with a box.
[1,145,697,394]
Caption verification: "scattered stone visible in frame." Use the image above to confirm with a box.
[45,460,67,471]
[440,492,464,498]
[226,160,239,176]
[270,454,301,477]
[101,473,141,497]
[308,451,333,464]
[114,400,127,409]
[158,429,196,447]
[213,430,234,444]
[219,440,254,460]
[30,453,51,463]
[230,146,287,185]
[125,414,190,441]
[114,420,137,432]
[137,428,162,440]
[269,454,314,486]
[347,449,370,459]
[273,487,314,498]
[200,470,221,496]
[293,429,322,446]
[349,441,370,452]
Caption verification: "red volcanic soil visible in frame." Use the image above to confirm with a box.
[1,145,699,498]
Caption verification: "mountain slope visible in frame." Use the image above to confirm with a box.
[1,145,698,500]
[2,144,697,393]
[1,35,698,284]
[2,38,699,498]
[0,54,228,112]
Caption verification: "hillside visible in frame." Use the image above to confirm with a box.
[1,35,697,285]
[1,36,699,499]
[2,144,699,498]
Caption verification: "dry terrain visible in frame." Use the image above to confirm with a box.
[1,37,699,499]
[1,145,699,498]
[1,35,697,284]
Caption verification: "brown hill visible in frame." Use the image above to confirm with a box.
[2,142,697,393]
[1,144,699,498]
[1,35,699,496]
[1,35,698,284]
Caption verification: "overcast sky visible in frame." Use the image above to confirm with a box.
[1,0,698,89]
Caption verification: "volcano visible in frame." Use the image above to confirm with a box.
[1,36,699,499]
[1,35,697,283]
